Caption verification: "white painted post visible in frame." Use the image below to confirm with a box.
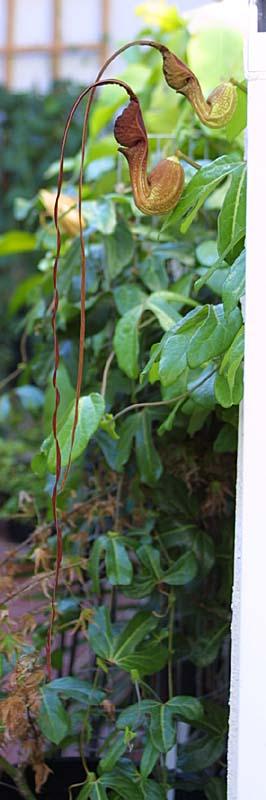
[228,2,266,797]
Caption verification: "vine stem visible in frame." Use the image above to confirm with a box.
[0,757,37,800]
[1,559,85,606]
[114,368,217,421]
[175,150,201,170]
[110,473,124,622]
[230,78,247,93]
[168,590,175,699]
[101,351,115,397]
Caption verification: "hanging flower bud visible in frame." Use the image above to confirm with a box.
[114,97,184,215]
[157,44,237,128]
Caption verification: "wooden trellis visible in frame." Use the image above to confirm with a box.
[1,0,110,88]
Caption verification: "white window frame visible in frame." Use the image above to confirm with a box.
[228,2,266,796]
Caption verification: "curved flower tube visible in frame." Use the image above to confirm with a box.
[114,97,184,215]
[155,44,237,128]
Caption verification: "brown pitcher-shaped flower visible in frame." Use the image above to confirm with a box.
[114,96,184,215]
[156,44,237,128]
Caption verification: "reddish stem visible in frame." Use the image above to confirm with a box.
[48,77,137,678]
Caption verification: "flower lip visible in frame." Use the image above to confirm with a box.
[114,97,147,151]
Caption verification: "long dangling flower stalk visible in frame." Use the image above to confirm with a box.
[48,77,141,678]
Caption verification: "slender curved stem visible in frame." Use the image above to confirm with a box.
[101,351,115,397]
[176,149,201,170]
[114,368,217,420]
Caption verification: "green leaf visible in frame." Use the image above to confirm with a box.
[140,340,165,384]
[135,411,163,486]
[166,696,203,722]
[159,334,187,387]
[213,423,238,452]
[195,227,245,293]
[117,643,168,676]
[113,611,158,660]
[99,733,127,772]
[173,305,209,335]
[101,770,143,800]
[105,537,133,586]
[188,368,216,410]
[140,736,159,777]
[140,255,169,291]
[204,777,226,800]
[163,552,198,585]
[116,415,139,470]
[88,607,114,660]
[162,156,241,234]
[217,165,246,257]
[0,230,36,255]
[141,779,166,800]
[117,700,158,730]
[105,219,134,280]
[46,393,105,471]
[89,782,109,800]
[39,689,69,744]
[114,305,143,379]
[123,574,157,599]
[137,544,162,579]
[149,704,175,753]
[158,397,185,436]
[222,250,245,313]
[187,305,242,368]
[88,536,107,594]
[191,624,229,667]
[196,240,219,267]
[44,677,104,705]
[76,781,92,800]
[178,733,225,772]
[215,363,243,407]
[114,284,147,315]
[215,326,244,407]
[145,292,181,331]
[192,531,215,576]
[31,452,47,477]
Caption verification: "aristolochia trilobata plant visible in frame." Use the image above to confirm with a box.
[0,32,246,800]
